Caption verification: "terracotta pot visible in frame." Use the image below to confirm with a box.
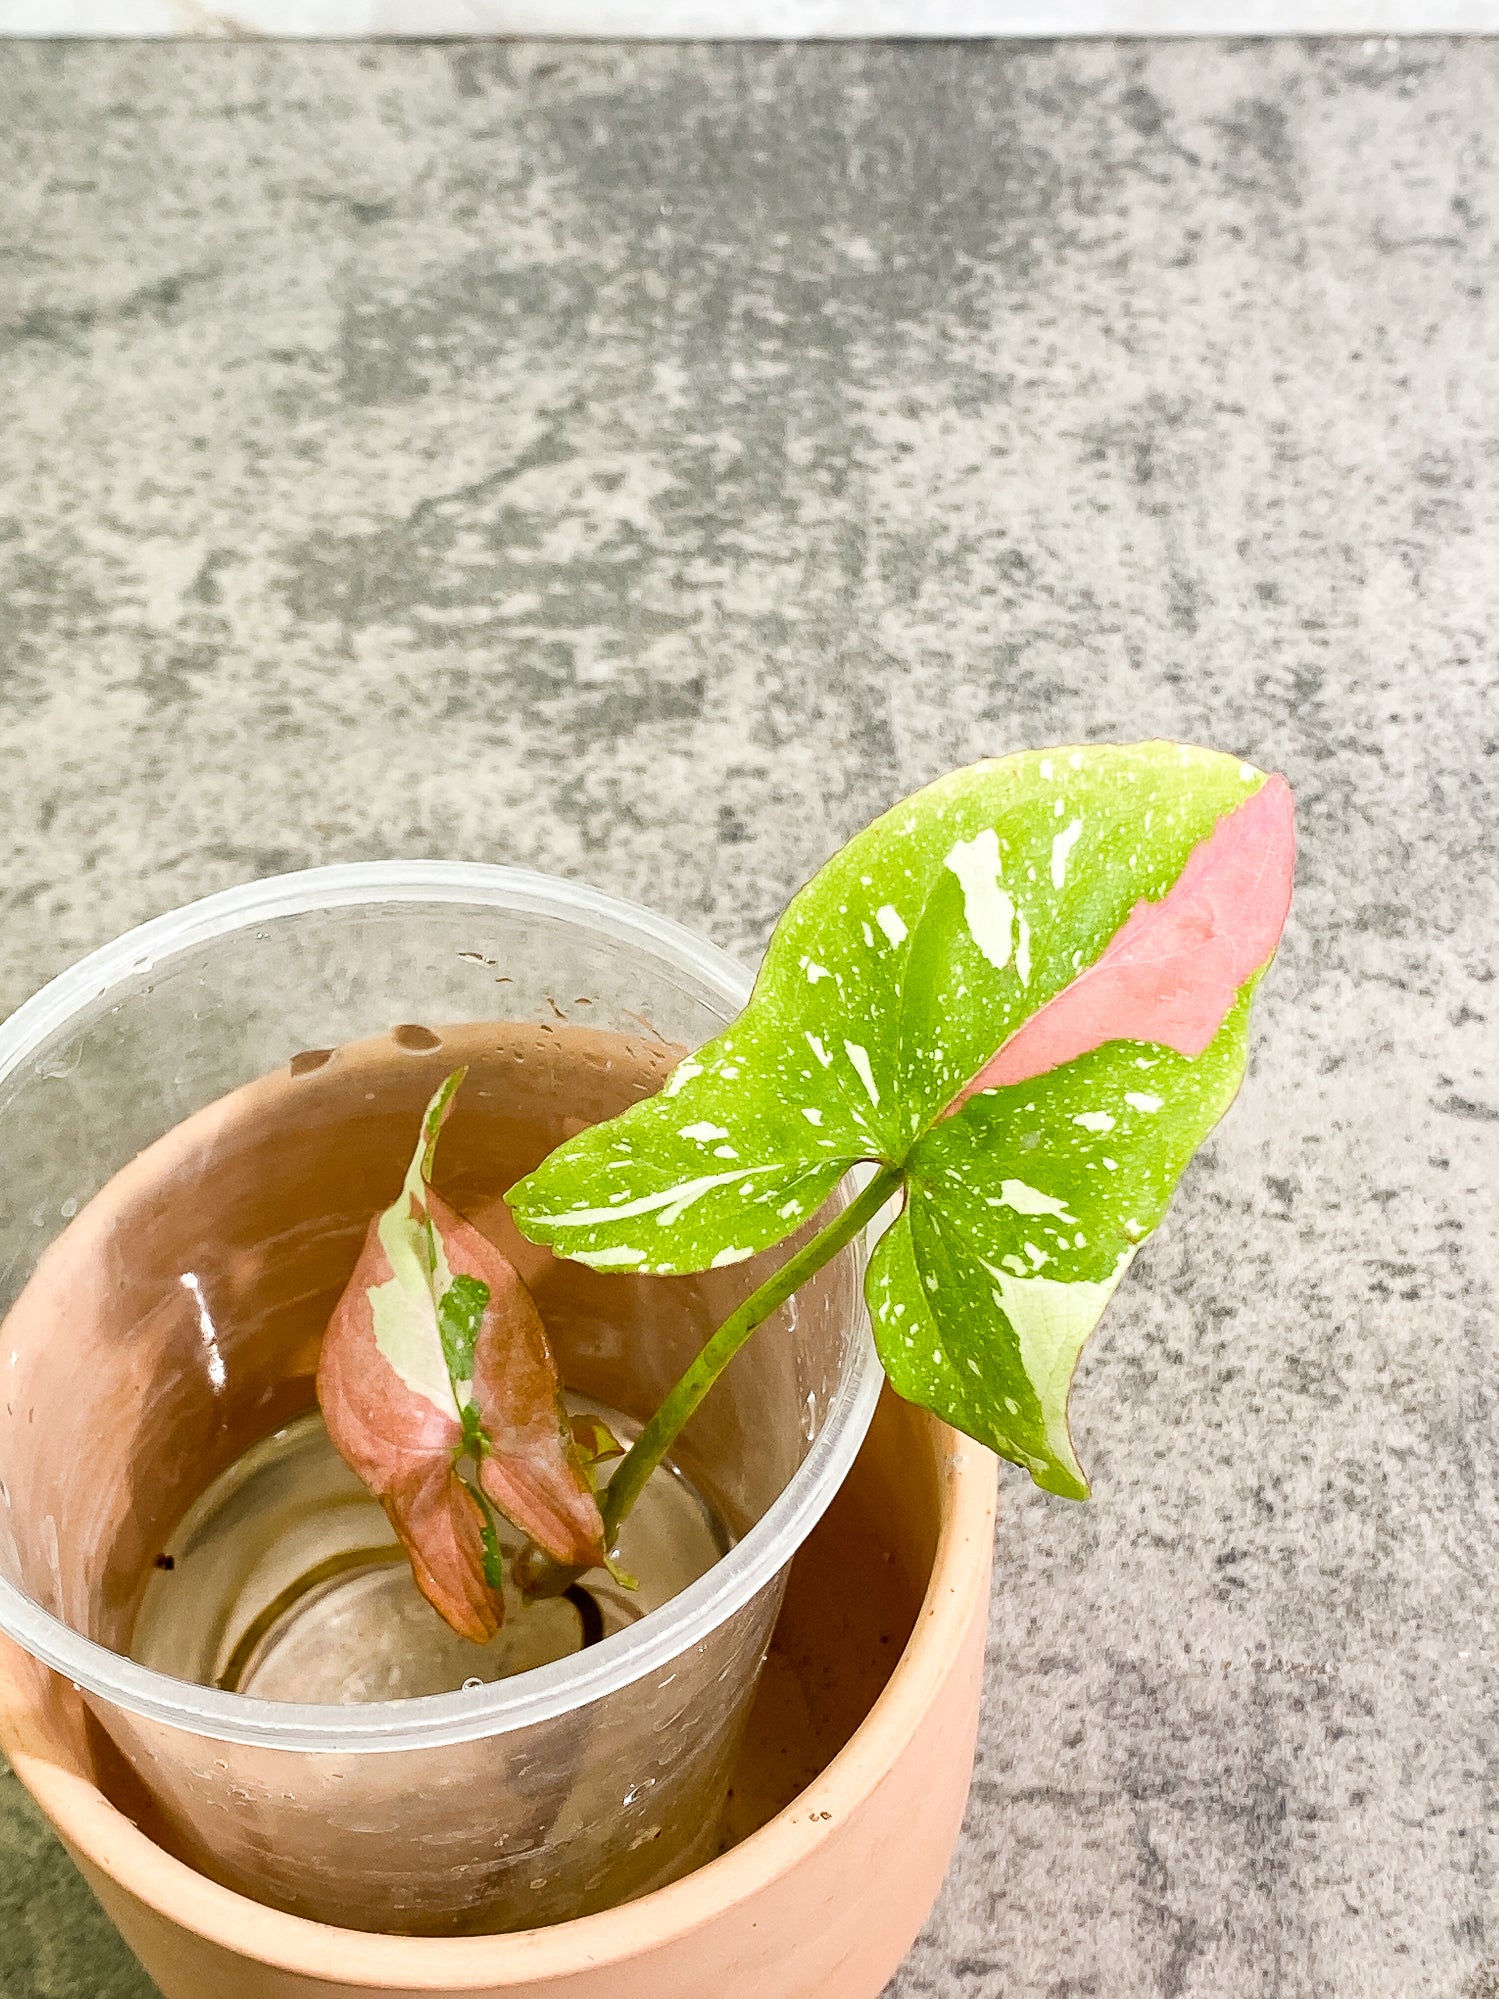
[0,1385,996,1999]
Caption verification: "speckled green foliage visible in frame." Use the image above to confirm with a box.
[878,988,1255,1495]
[509,744,1273,1495]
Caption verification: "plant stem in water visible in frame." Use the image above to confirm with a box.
[600,1165,903,1543]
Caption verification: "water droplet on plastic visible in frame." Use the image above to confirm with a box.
[391,1023,441,1052]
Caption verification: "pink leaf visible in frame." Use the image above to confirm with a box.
[317,1075,607,1642]
[317,1215,501,1643]
[429,1190,607,1572]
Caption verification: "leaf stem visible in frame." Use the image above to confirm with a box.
[600,1164,904,1544]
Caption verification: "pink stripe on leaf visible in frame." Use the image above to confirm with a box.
[945,772,1294,1112]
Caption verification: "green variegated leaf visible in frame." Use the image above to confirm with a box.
[870,986,1256,1496]
[508,741,1295,1496]
[497,1031,862,1274]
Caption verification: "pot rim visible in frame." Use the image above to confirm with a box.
[0,860,885,1751]
[1,1411,997,1987]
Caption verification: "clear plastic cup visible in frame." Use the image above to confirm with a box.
[0,865,881,1935]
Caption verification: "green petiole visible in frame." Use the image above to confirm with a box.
[600,1165,904,1544]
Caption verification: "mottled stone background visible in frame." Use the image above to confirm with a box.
[0,34,1495,1999]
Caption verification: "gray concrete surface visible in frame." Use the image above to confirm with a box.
[0,35,1495,1999]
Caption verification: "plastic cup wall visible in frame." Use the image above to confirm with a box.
[0,867,881,1932]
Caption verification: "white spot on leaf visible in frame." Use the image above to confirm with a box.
[875,903,908,946]
[945,828,1015,974]
[679,1122,729,1142]
[1125,1092,1164,1113]
[843,1040,881,1108]
[533,1168,758,1231]
[664,1060,703,1098]
[996,1179,1076,1220]
[1050,818,1083,888]
[986,1253,1136,1491]
[1072,1111,1115,1133]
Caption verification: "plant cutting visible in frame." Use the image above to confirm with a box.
[318,740,1295,1644]
[0,738,1295,1994]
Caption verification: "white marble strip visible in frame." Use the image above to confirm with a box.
[2,1,1496,31]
